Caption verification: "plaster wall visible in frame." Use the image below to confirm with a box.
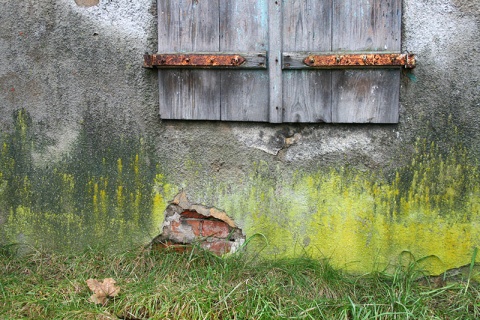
[0,0,479,274]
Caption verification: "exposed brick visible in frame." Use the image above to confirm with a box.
[180,210,206,219]
[201,240,233,255]
[169,221,183,237]
[184,219,202,237]
[169,220,197,242]
[201,220,231,238]
[151,192,245,256]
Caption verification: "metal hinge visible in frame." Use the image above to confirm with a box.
[283,52,416,69]
[143,52,267,69]
[144,52,416,70]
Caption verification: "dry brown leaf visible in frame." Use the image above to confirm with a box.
[86,278,120,305]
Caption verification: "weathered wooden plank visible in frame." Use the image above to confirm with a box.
[332,0,401,52]
[282,0,332,123]
[220,0,269,121]
[157,0,220,120]
[332,0,401,123]
[220,71,270,122]
[282,0,332,55]
[283,71,332,122]
[158,70,220,120]
[268,0,283,123]
[332,70,399,123]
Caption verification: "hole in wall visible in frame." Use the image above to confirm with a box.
[151,192,245,255]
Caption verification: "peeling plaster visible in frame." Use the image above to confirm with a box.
[232,126,287,155]
[284,131,376,162]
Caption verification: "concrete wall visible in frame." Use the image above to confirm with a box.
[0,0,479,274]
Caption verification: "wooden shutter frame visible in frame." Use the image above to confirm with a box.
[146,0,415,124]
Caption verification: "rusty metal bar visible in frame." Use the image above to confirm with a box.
[143,52,267,69]
[305,53,416,68]
[283,52,416,69]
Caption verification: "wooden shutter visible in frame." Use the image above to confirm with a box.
[331,0,401,123]
[153,0,405,123]
[157,0,269,121]
[282,0,332,123]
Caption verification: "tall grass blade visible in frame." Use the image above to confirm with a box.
[464,246,478,294]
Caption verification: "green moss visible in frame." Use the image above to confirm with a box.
[212,139,480,274]
[0,109,174,251]
[0,109,479,275]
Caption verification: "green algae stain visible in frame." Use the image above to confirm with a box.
[1,108,479,276]
[0,109,173,252]
[152,172,178,230]
[213,139,480,275]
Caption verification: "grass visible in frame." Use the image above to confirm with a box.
[0,244,479,320]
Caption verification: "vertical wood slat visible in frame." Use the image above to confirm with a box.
[220,0,269,122]
[332,70,399,123]
[156,0,402,124]
[282,0,332,123]
[332,0,401,123]
[157,0,220,120]
[268,0,283,123]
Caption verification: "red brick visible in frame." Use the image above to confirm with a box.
[169,221,183,236]
[201,240,233,255]
[184,219,202,236]
[201,220,230,238]
[180,210,206,219]
[170,220,199,239]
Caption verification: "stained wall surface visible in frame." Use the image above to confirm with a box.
[0,0,479,274]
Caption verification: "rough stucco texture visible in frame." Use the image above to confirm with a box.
[0,0,479,275]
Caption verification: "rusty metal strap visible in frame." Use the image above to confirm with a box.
[283,52,416,69]
[144,52,415,70]
[144,52,267,69]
